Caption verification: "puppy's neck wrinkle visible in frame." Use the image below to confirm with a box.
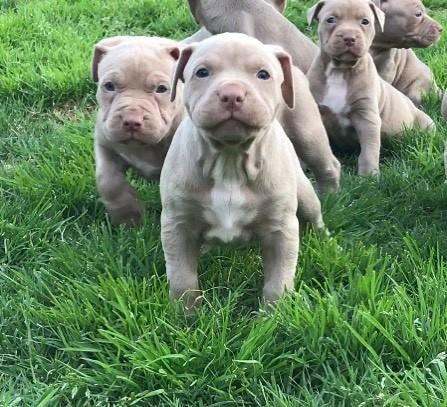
[371,41,395,52]
[198,128,268,182]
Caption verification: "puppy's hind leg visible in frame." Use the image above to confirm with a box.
[280,71,341,194]
[415,109,435,131]
[296,165,325,231]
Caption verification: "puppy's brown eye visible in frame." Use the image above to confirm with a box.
[326,16,336,24]
[104,81,115,91]
[361,18,370,25]
[415,11,423,18]
[156,84,169,94]
[196,68,210,78]
[257,69,271,80]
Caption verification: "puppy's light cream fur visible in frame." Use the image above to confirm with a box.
[161,33,324,309]
[93,36,184,225]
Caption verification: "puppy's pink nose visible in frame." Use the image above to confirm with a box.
[123,116,143,132]
[344,36,356,47]
[218,85,246,111]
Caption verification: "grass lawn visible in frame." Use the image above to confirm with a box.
[1,0,447,405]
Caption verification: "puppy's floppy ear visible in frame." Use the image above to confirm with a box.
[166,45,181,62]
[307,1,325,25]
[265,0,287,14]
[170,44,196,102]
[269,45,294,109]
[91,36,130,82]
[369,1,386,32]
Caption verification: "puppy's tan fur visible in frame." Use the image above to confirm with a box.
[93,36,183,225]
[307,0,434,176]
[161,33,324,309]
[371,0,442,106]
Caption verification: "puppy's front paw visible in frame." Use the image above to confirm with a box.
[170,288,203,314]
[106,200,144,226]
[317,159,341,195]
[358,166,380,178]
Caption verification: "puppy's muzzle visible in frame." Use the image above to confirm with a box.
[339,33,358,48]
[426,22,443,44]
[217,84,247,113]
[122,113,144,133]
[330,30,365,64]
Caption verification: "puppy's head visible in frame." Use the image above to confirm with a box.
[92,36,181,145]
[372,0,442,49]
[170,33,294,148]
[308,0,385,68]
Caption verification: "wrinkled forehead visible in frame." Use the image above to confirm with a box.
[320,0,373,20]
[187,39,280,76]
[99,45,173,80]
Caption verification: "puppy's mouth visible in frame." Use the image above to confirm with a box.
[203,113,261,131]
[332,52,362,68]
[203,117,259,149]
[118,132,146,145]
[209,135,256,150]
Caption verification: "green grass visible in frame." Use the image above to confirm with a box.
[1,0,447,405]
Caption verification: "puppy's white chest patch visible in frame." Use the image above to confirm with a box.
[204,152,256,245]
[322,69,351,128]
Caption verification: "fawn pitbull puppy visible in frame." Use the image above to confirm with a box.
[371,0,442,106]
[186,0,318,74]
[93,36,184,225]
[307,0,434,176]
[161,33,324,309]
[185,0,341,194]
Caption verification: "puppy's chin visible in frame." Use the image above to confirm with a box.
[405,35,440,48]
[376,32,439,49]
[330,50,365,68]
[104,126,168,146]
[193,110,270,131]
[199,119,265,149]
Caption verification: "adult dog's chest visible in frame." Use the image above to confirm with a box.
[202,152,257,245]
